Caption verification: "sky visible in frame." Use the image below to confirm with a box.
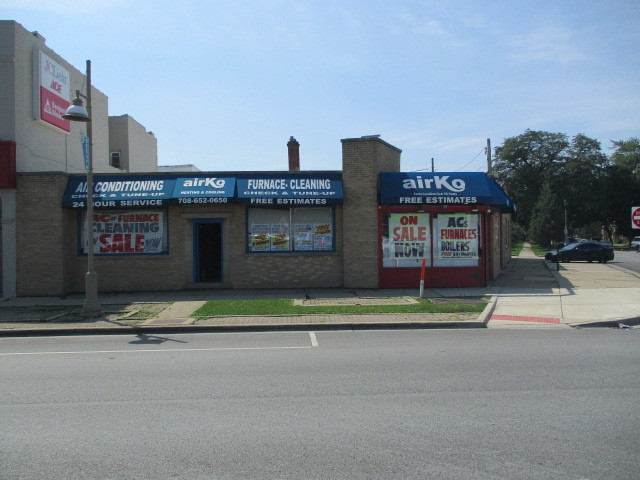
[4,0,640,173]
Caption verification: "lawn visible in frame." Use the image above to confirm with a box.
[192,298,487,317]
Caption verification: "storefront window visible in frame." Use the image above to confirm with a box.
[433,213,481,267]
[247,207,334,252]
[381,213,430,267]
[81,210,169,255]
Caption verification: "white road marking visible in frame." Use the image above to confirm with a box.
[309,331,318,347]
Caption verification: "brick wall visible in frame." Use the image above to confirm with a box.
[341,137,401,288]
[228,206,344,289]
[16,173,68,295]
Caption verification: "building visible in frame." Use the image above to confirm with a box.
[0,20,157,297]
[0,21,514,298]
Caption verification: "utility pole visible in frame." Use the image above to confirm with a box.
[486,138,492,175]
[431,158,434,172]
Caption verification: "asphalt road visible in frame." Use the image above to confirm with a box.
[1,329,639,480]
[612,249,640,275]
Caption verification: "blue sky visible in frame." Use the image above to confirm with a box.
[4,0,640,172]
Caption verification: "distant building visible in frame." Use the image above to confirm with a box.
[158,164,202,172]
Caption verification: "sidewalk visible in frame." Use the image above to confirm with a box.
[486,244,640,328]
[1,244,639,335]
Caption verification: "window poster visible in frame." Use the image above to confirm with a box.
[293,224,313,251]
[82,211,167,255]
[383,213,430,268]
[250,224,271,251]
[270,224,290,251]
[434,213,480,267]
[313,223,333,251]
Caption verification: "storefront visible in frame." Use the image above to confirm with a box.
[7,136,514,297]
[378,172,515,288]
[59,172,344,292]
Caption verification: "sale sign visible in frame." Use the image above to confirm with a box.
[632,206,640,229]
[34,51,71,132]
[388,214,429,261]
[82,211,166,254]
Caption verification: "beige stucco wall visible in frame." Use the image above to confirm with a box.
[109,115,158,173]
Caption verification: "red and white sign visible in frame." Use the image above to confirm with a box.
[632,206,640,229]
[34,51,71,132]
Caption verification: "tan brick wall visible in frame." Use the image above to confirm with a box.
[228,206,344,289]
[341,137,401,288]
[16,173,69,295]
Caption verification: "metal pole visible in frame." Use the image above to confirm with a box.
[83,59,101,317]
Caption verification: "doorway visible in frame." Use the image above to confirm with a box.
[193,219,223,283]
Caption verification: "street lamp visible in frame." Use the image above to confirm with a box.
[63,60,101,317]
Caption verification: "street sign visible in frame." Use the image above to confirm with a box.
[632,206,640,229]
[80,132,90,171]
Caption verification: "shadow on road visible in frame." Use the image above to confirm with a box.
[129,334,189,345]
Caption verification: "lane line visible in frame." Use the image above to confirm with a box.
[0,346,312,357]
[309,331,318,347]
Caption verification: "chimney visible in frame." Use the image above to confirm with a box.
[287,136,300,172]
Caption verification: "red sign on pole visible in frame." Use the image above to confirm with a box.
[632,206,640,229]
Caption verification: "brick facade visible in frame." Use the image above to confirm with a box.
[341,137,401,288]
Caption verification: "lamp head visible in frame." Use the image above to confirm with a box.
[63,93,90,122]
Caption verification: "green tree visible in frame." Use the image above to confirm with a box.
[558,134,609,231]
[493,130,569,232]
[596,139,640,240]
[528,180,564,247]
[610,138,640,180]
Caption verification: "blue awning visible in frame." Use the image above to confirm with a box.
[62,173,343,208]
[236,173,343,205]
[379,172,515,211]
[62,175,176,208]
[172,176,235,204]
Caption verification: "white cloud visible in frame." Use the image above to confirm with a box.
[508,26,588,63]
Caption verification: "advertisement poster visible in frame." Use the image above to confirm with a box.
[270,224,290,251]
[313,224,333,251]
[434,214,479,266]
[34,51,71,132]
[293,224,313,251]
[250,224,271,251]
[383,213,430,267]
[82,211,166,254]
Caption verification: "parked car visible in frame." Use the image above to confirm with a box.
[545,241,614,263]
[631,236,640,252]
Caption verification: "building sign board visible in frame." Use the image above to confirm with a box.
[236,173,343,205]
[172,177,236,204]
[379,172,515,210]
[62,175,176,208]
[63,173,343,208]
[33,50,71,132]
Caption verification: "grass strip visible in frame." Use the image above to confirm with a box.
[192,298,486,317]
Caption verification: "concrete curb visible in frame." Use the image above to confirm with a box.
[0,319,488,337]
[478,295,497,326]
[569,315,640,329]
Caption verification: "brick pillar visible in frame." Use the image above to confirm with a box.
[287,136,300,172]
[341,136,401,289]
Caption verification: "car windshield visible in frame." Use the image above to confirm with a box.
[560,242,580,251]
